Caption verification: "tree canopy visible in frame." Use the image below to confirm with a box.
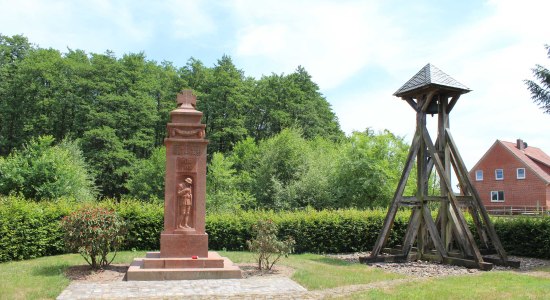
[525,44,550,114]
[0,34,343,199]
[0,34,419,210]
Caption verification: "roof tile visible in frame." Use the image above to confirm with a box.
[394,63,471,96]
[500,141,550,183]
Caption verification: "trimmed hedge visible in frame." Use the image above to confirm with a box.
[206,209,409,253]
[0,196,163,262]
[1,196,550,262]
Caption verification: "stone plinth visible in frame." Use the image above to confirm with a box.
[126,90,241,281]
[126,252,242,281]
[159,232,208,258]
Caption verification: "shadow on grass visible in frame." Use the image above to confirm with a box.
[32,263,70,277]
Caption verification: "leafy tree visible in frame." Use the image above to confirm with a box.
[0,35,34,155]
[201,55,252,155]
[0,136,96,201]
[525,45,550,114]
[247,67,344,142]
[333,129,411,208]
[272,137,340,209]
[284,66,343,141]
[80,127,134,198]
[252,128,309,209]
[206,152,255,212]
[226,137,259,195]
[125,147,166,201]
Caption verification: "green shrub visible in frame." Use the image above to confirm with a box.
[0,196,70,262]
[125,147,166,202]
[206,208,410,254]
[115,199,164,251]
[61,206,125,269]
[493,217,550,258]
[0,136,96,201]
[247,219,295,270]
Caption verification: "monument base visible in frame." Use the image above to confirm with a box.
[126,251,242,281]
[160,232,208,258]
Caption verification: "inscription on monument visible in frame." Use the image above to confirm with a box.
[176,157,196,172]
[173,145,202,156]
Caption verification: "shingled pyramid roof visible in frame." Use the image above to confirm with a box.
[394,64,471,97]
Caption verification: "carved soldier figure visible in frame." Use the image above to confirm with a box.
[177,177,193,229]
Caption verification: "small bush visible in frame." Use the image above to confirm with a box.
[247,219,295,270]
[61,206,125,269]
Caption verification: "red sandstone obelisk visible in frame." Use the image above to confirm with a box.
[160,90,209,257]
[126,90,241,280]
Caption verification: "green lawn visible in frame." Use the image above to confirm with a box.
[0,251,147,300]
[1,251,549,300]
[347,271,550,300]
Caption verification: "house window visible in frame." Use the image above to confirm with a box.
[491,191,505,202]
[475,170,483,181]
[517,168,526,179]
[495,169,504,180]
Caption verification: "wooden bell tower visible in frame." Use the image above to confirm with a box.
[361,64,519,270]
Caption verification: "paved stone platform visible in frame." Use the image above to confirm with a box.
[57,277,310,299]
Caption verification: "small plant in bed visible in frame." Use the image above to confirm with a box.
[247,219,295,270]
[61,206,125,269]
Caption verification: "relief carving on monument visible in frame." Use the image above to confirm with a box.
[177,177,193,229]
[170,127,205,139]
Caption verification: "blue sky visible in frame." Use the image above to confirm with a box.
[1,0,549,170]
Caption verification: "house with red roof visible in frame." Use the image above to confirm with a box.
[469,139,550,214]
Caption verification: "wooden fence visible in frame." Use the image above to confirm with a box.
[484,205,548,216]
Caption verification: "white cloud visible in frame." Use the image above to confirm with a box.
[334,0,550,168]
[0,0,217,54]
[237,24,287,56]
[232,0,404,88]
[167,0,217,39]
[0,0,152,53]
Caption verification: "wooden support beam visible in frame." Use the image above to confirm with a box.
[383,248,405,255]
[421,205,448,258]
[446,94,460,114]
[402,208,422,256]
[482,256,521,268]
[421,91,437,113]
[416,107,428,257]
[456,196,473,202]
[359,255,408,264]
[445,129,509,262]
[404,97,418,111]
[437,96,451,252]
[370,131,421,257]
[442,256,493,271]
[421,127,485,267]
[446,202,472,256]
